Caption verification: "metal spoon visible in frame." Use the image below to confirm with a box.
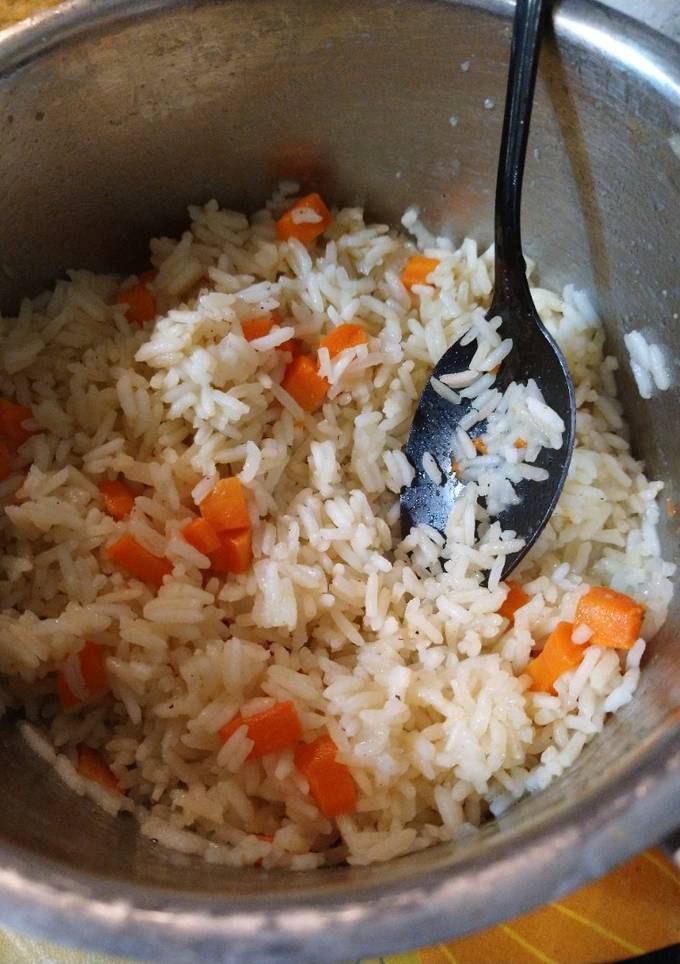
[400,0,575,578]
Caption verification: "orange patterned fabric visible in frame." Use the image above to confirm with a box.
[384,849,680,964]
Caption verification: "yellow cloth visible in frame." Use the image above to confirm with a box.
[0,0,55,29]
[1,848,679,963]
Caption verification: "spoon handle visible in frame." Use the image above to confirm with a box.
[493,0,547,288]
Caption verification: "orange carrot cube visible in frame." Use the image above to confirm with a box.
[199,478,250,532]
[219,701,303,759]
[182,517,221,555]
[57,640,108,710]
[498,581,530,622]
[210,527,252,574]
[117,283,156,325]
[281,355,328,412]
[242,316,275,341]
[76,745,121,794]
[98,479,135,520]
[575,586,644,651]
[106,533,172,587]
[400,255,440,290]
[319,324,368,359]
[294,733,357,817]
[526,622,584,694]
[276,193,332,244]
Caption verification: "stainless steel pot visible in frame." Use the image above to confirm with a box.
[0,1,678,961]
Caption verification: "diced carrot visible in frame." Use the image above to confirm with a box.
[472,437,488,455]
[241,310,296,350]
[210,527,252,574]
[199,477,250,533]
[514,437,528,449]
[281,355,328,413]
[242,316,274,341]
[80,639,108,696]
[182,517,221,555]
[575,586,644,651]
[667,498,677,518]
[98,479,135,520]
[400,255,440,290]
[0,438,12,481]
[276,192,332,244]
[219,701,303,759]
[76,745,121,794]
[0,399,36,450]
[106,533,172,587]
[116,283,156,325]
[498,581,530,622]
[294,733,357,818]
[57,640,108,710]
[526,621,584,694]
[319,324,368,359]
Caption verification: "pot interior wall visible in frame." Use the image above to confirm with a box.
[0,0,678,913]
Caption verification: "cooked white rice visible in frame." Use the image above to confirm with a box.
[0,192,674,869]
[624,329,672,399]
[444,361,564,516]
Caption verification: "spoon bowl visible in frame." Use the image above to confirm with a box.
[400,0,576,579]
[401,281,576,575]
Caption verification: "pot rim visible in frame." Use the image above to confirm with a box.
[1,727,677,961]
[0,1,678,961]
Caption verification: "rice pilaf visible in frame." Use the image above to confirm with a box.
[0,188,673,868]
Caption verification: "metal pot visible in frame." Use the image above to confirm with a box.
[0,1,678,960]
